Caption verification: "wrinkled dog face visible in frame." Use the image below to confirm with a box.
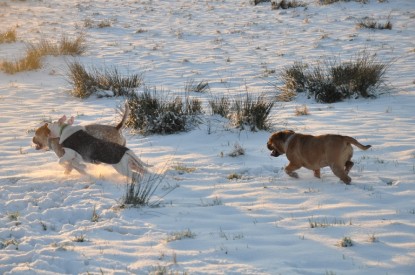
[267,130,294,157]
[32,124,50,150]
[267,134,283,157]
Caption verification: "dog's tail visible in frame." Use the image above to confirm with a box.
[126,150,151,175]
[344,136,371,150]
[116,102,130,130]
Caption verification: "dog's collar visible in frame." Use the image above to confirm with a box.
[284,133,296,152]
[59,124,69,136]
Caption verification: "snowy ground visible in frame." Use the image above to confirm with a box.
[0,0,414,274]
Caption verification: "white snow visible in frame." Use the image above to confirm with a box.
[1,0,414,274]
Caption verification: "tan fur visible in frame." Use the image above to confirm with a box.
[267,130,371,184]
[32,103,129,157]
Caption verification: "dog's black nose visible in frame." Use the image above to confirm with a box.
[270,150,280,157]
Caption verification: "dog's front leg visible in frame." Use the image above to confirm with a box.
[285,162,301,179]
[59,148,85,175]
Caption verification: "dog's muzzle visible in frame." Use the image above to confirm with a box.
[270,150,280,157]
[32,137,46,150]
[267,142,280,157]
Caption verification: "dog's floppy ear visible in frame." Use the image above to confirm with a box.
[67,116,75,125]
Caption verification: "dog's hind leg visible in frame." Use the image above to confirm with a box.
[330,164,351,184]
[314,169,321,178]
[345,161,354,174]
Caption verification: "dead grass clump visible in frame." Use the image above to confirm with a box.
[253,0,271,5]
[357,17,392,30]
[209,96,231,117]
[272,0,307,10]
[184,79,210,93]
[67,61,143,98]
[0,28,16,43]
[1,48,42,74]
[278,51,389,103]
[232,94,274,131]
[1,34,86,74]
[126,88,202,135]
[295,105,309,116]
[319,0,368,4]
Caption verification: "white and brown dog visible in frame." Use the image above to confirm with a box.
[267,130,371,184]
[47,115,148,179]
[33,103,129,158]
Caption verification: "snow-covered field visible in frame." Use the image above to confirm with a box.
[1,0,414,274]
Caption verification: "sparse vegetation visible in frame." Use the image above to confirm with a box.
[357,17,392,30]
[67,61,143,98]
[97,19,112,28]
[1,47,42,74]
[308,217,348,228]
[209,96,231,117]
[91,205,100,222]
[278,52,389,103]
[227,173,242,180]
[231,94,274,131]
[319,0,368,5]
[172,164,196,174]
[295,104,309,116]
[272,0,307,10]
[8,211,19,221]
[149,264,188,275]
[0,239,18,250]
[339,237,353,247]
[228,142,245,157]
[73,234,86,242]
[1,34,86,74]
[126,88,202,135]
[184,79,209,93]
[122,173,164,208]
[166,229,196,242]
[0,28,16,43]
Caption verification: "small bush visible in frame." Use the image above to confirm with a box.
[1,47,42,74]
[1,34,86,74]
[228,142,245,157]
[319,0,368,5]
[278,52,389,103]
[122,173,164,208]
[184,79,209,93]
[126,89,202,135]
[295,105,309,116]
[209,96,231,117]
[339,237,353,247]
[166,229,196,242]
[272,0,307,10]
[357,17,392,30]
[231,94,274,131]
[254,0,271,5]
[0,28,16,43]
[97,19,111,28]
[67,61,143,98]
[227,173,242,180]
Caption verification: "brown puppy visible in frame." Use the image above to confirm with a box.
[267,130,371,184]
[33,103,129,158]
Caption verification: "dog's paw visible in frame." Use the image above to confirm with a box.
[287,171,299,179]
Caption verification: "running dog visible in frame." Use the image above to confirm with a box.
[33,103,129,158]
[47,115,148,178]
[267,130,371,184]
